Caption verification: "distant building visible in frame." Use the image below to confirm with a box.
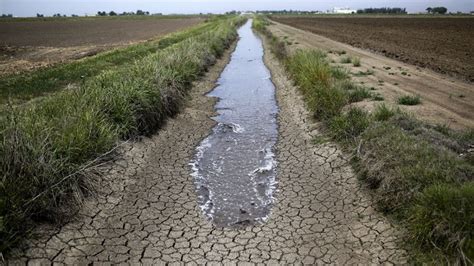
[331,7,357,14]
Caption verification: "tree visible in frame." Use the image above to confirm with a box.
[426,7,432,14]
[97,11,107,16]
[109,11,117,16]
[432,6,448,14]
[36,13,44,17]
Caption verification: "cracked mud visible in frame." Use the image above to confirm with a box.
[8,24,408,264]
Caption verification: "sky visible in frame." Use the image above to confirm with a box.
[1,0,473,17]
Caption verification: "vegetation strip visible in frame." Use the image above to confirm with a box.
[0,18,219,104]
[254,16,473,263]
[0,16,246,254]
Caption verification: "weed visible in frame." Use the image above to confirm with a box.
[373,104,397,121]
[398,95,421,105]
[348,87,372,103]
[352,57,361,67]
[353,69,374,77]
[312,135,330,145]
[371,93,384,101]
[340,56,352,64]
[401,71,408,75]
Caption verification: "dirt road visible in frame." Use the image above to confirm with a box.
[268,21,474,129]
[8,26,407,264]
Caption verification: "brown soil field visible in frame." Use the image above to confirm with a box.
[271,16,474,82]
[0,17,203,75]
[267,20,474,129]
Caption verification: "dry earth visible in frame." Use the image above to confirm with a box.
[0,18,202,76]
[268,20,474,130]
[7,34,407,264]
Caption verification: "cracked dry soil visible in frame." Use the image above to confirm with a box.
[8,32,408,265]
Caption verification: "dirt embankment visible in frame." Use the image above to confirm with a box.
[271,16,474,82]
[0,17,203,76]
[267,20,474,129]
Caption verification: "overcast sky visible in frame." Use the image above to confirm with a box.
[1,0,473,17]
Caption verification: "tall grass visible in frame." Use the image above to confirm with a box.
[253,15,474,263]
[0,16,246,254]
[285,50,347,120]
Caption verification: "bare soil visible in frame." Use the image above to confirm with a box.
[271,16,474,82]
[268,20,474,129]
[0,17,202,76]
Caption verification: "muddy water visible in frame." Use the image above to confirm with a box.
[190,20,279,227]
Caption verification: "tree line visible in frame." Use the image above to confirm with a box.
[357,7,407,14]
[96,10,152,16]
[426,7,448,14]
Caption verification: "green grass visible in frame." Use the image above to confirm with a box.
[0,15,246,254]
[398,95,421,105]
[0,19,220,104]
[254,16,473,263]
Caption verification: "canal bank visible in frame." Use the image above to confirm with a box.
[8,19,407,264]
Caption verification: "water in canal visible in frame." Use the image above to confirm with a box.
[190,19,279,227]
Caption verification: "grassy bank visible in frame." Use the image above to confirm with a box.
[0,17,219,104]
[0,16,246,254]
[253,16,474,263]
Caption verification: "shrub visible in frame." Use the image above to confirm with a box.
[398,95,421,105]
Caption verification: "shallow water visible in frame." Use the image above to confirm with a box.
[190,20,279,227]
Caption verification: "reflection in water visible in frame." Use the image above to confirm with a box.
[190,20,279,227]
